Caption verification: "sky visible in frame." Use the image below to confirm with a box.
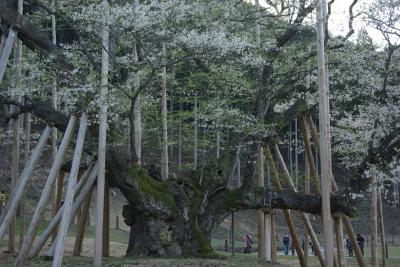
[328,0,386,46]
[251,0,387,47]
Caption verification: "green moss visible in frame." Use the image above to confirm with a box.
[223,189,237,210]
[128,166,177,214]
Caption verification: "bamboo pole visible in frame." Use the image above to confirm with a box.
[28,164,98,260]
[14,116,76,267]
[52,114,87,267]
[371,177,378,267]
[0,26,19,84]
[94,1,109,265]
[264,146,307,267]
[73,186,93,256]
[272,144,325,266]
[0,126,51,241]
[378,190,387,267]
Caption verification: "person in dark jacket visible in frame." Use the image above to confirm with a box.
[356,233,365,257]
[346,238,353,257]
[283,234,290,256]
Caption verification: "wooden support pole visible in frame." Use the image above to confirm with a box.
[28,164,98,260]
[378,191,387,267]
[94,1,109,265]
[264,146,307,267]
[50,0,59,242]
[9,106,20,254]
[271,212,277,263]
[305,115,320,153]
[316,0,335,264]
[272,144,325,266]
[343,216,367,267]
[371,177,378,267]
[0,26,18,84]
[19,110,31,251]
[52,114,87,267]
[0,126,51,241]
[52,172,65,241]
[73,186,93,257]
[14,116,76,267]
[264,213,272,262]
[102,180,110,257]
[335,216,346,267]
[256,145,265,261]
[298,116,321,194]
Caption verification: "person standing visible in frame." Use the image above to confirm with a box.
[283,234,290,256]
[243,234,253,254]
[346,238,353,257]
[0,190,6,215]
[356,233,365,257]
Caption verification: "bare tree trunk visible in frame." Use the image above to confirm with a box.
[370,177,378,267]
[94,1,109,265]
[193,93,198,170]
[161,42,168,180]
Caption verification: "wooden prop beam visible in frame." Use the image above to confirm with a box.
[343,216,367,267]
[51,172,65,241]
[335,216,345,267]
[73,186,93,256]
[378,191,387,267]
[28,163,98,260]
[52,114,87,267]
[298,116,321,193]
[371,177,378,267]
[94,1,109,265]
[102,180,110,257]
[15,116,77,267]
[0,126,51,240]
[264,146,307,267]
[0,0,56,52]
[0,26,19,84]
[272,144,325,266]
[306,117,366,267]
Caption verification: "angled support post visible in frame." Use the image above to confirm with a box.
[0,126,51,240]
[264,146,307,267]
[272,144,325,267]
[28,163,98,260]
[14,116,77,267]
[52,114,87,267]
[0,25,19,84]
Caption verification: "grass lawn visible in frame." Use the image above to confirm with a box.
[1,251,400,266]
